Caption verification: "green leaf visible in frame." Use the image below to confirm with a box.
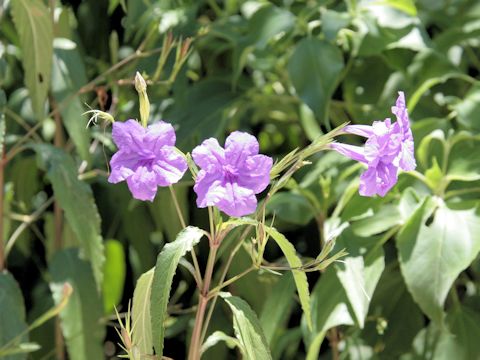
[264,227,313,331]
[447,132,480,182]
[220,292,272,360]
[150,226,204,357]
[266,192,314,226]
[288,38,344,127]
[51,40,90,161]
[362,265,424,357]
[259,273,296,345]
[49,249,105,360]
[11,0,53,120]
[436,306,480,359]
[375,0,417,16]
[0,272,28,360]
[310,268,354,335]
[102,239,126,314]
[397,197,480,323]
[201,331,243,355]
[248,5,295,49]
[335,231,385,328]
[34,144,104,288]
[132,268,154,357]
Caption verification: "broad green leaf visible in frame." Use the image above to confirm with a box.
[397,197,480,323]
[335,231,385,328]
[51,40,90,161]
[266,192,314,226]
[11,0,53,120]
[362,265,424,358]
[248,5,295,49]
[102,239,126,314]
[34,144,104,288]
[220,292,272,360]
[132,268,154,357]
[308,268,354,345]
[150,226,204,357]
[264,227,312,330]
[49,249,105,360]
[0,272,28,360]
[447,132,480,182]
[259,273,296,345]
[441,306,480,358]
[288,38,344,127]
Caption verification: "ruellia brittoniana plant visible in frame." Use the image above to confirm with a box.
[86,72,416,360]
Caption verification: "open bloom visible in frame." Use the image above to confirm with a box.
[192,131,273,217]
[108,120,187,201]
[331,92,416,196]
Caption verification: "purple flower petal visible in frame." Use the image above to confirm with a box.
[225,131,259,167]
[208,182,257,217]
[237,154,273,194]
[108,150,138,183]
[344,124,374,138]
[126,166,159,201]
[151,147,188,186]
[192,138,225,171]
[112,120,144,151]
[330,143,367,163]
[359,162,398,197]
[144,121,176,150]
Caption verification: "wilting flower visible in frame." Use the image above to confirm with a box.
[192,131,273,217]
[108,120,187,201]
[331,92,416,196]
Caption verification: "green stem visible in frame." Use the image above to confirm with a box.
[199,226,251,345]
[207,266,254,300]
[188,245,218,360]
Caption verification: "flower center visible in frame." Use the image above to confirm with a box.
[222,164,238,182]
[138,150,156,168]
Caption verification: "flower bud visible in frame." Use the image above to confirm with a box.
[135,72,150,128]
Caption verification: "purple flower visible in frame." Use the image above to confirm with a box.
[331,92,416,197]
[192,131,273,217]
[108,120,187,201]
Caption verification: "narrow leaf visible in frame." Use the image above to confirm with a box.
[132,268,154,357]
[0,272,28,360]
[264,226,313,330]
[220,292,272,360]
[34,144,105,288]
[103,239,126,314]
[49,249,105,360]
[51,41,91,161]
[11,0,53,120]
[150,226,204,356]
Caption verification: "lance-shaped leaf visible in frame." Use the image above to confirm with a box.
[150,226,204,357]
[49,249,105,360]
[0,272,28,360]
[11,0,53,120]
[264,226,312,330]
[34,144,104,288]
[397,197,480,323]
[132,268,154,356]
[220,292,272,360]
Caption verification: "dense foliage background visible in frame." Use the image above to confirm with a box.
[1,0,480,359]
